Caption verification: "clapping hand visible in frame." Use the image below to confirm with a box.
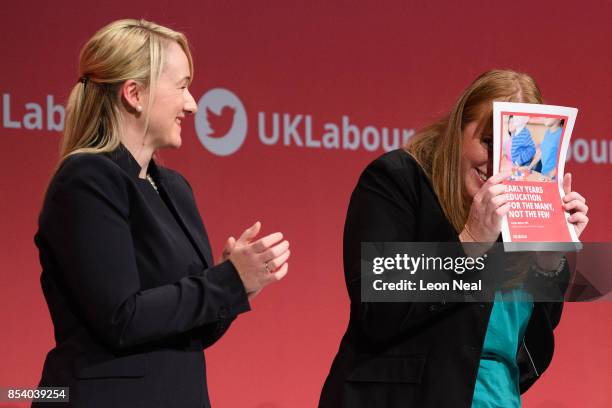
[220,222,290,300]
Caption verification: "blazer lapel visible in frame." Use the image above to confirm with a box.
[107,145,215,268]
[156,173,214,268]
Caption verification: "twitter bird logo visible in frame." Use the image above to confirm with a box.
[205,106,236,138]
[195,88,248,156]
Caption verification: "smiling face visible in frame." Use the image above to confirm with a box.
[146,41,197,149]
[461,119,493,200]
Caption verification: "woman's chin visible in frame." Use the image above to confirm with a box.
[164,136,182,149]
[465,171,483,199]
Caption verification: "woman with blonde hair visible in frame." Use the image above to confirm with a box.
[33,19,290,408]
[319,70,589,407]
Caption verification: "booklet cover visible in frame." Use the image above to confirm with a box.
[492,102,580,251]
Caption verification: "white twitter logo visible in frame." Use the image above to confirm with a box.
[195,88,248,156]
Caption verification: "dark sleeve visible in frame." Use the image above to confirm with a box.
[524,253,572,328]
[173,172,241,349]
[518,258,570,393]
[536,258,571,329]
[198,318,235,349]
[344,153,457,346]
[541,301,563,330]
[39,155,250,350]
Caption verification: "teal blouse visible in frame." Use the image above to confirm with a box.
[471,290,534,408]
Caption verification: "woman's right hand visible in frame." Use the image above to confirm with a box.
[227,221,290,298]
[459,171,512,254]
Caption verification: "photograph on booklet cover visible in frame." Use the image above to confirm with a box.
[493,102,579,251]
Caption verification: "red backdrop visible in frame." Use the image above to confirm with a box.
[1,1,611,407]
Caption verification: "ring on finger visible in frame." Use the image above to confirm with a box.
[264,262,272,273]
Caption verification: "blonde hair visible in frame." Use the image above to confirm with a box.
[406,70,543,233]
[59,19,193,166]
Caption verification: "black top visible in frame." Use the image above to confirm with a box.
[33,145,249,408]
[319,149,566,408]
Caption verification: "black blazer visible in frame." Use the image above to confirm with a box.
[319,149,565,408]
[33,145,250,408]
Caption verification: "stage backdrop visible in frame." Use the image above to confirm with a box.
[1,1,611,407]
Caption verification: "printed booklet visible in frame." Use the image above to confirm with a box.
[492,102,580,251]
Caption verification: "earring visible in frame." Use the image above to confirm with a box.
[136,105,143,113]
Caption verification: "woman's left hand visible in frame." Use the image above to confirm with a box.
[562,173,589,238]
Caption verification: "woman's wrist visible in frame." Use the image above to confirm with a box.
[458,229,475,243]
[459,227,491,257]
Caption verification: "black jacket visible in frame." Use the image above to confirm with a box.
[319,149,565,408]
[33,146,250,408]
